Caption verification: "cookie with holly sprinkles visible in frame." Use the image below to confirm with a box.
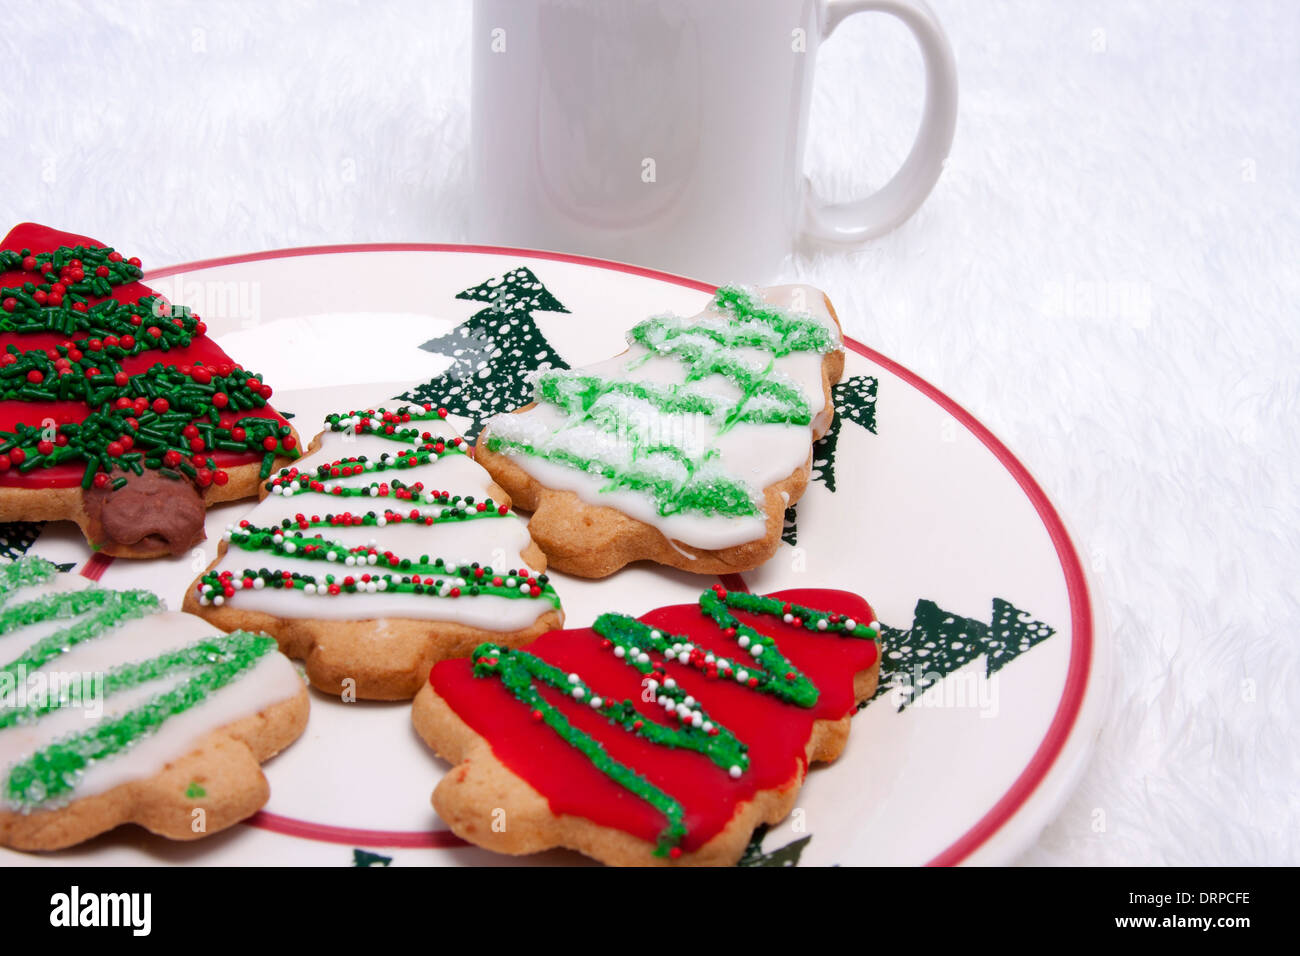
[0,557,308,851]
[0,223,303,558]
[412,583,882,866]
[183,402,564,700]
[474,284,845,577]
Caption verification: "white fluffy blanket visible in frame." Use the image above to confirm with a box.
[0,0,1294,864]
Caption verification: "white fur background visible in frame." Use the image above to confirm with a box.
[1,1,1296,865]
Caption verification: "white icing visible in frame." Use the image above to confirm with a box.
[0,570,303,812]
[206,412,554,631]
[484,285,839,549]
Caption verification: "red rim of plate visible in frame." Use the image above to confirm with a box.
[110,241,1092,866]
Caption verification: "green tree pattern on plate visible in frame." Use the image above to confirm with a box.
[864,597,1056,712]
[396,267,570,442]
[0,521,40,562]
[783,373,878,545]
[738,824,813,867]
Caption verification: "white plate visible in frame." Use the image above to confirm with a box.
[2,243,1107,867]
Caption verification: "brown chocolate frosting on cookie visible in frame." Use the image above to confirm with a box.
[82,470,206,556]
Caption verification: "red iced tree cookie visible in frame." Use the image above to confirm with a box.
[413,585,883,866]
[0,223,302,557]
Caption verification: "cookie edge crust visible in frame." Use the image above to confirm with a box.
[0,683,309,852]
[185,592,565,701]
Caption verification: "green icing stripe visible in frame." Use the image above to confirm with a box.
[619,333,812,431]
[721,589,879,639]
[1,589,162,677]
[0,630,274,731]
[712,285,838,348]
[536,373,717,419]
[3,631,278,810]
[535,371,812,431]
[467,586,880,857]
[639,285,838,357]
[483,434,761,520]
[596,600,818,708]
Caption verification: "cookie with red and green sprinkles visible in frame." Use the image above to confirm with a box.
[183,402,564,700]
[0,223,303,558]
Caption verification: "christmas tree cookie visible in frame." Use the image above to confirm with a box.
[475,284,845,577]
[184,403,564,700]
[0,223,303,558]
[413,584,882,866]
[0,557,308,850]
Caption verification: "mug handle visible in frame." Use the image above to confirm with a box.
[800,0,958,244]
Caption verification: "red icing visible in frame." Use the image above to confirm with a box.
[430,588,878,852]
[0,223,288,489]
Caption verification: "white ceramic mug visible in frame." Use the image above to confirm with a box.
[470,0,957,280]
